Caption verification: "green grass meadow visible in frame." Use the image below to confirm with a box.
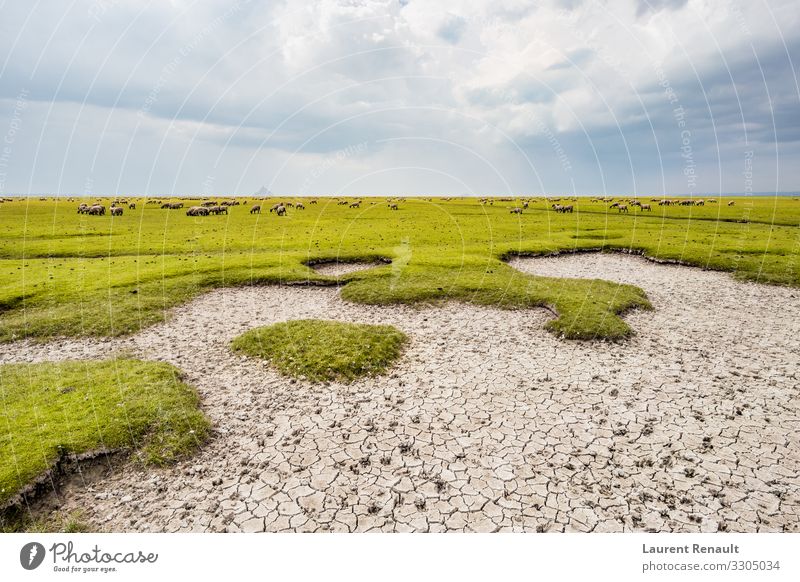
[0,359,209,508]
[1,195,798,342]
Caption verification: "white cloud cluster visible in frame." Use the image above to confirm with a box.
[0,0,797,195]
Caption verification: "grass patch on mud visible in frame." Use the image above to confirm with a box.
[0,360,210,509]
[231,319,408,382]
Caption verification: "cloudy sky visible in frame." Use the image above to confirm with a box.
[0,0,797,196]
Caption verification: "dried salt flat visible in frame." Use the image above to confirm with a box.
[2,252,799,532]
[308,261,385,276]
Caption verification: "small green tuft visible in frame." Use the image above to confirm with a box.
[231,319,408,382]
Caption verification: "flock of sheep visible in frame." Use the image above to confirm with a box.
[492,195,735,215]
[77,201,134,216]
[109,197,391,217]
[249,200,313,215]
[69,195,739,218]
[72,197,385,218]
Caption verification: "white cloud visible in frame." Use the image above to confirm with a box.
[0,0,797,195]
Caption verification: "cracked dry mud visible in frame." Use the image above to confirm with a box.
[2,253,798,532]
[308,261,384,276]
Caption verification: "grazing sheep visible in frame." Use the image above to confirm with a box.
[310,199,318,204]
[295,203,305,210]
[522,201,529,209]
[695,199,705,206]
[88,204,106,215]
[269,203,282,213]
[728,200,735,206]
[275,204,287,216]
[209,205,228,215]
[510,207,522,214]
[640,203,652,211]
[350,202,361,208]
[389,203,399,210]
[111,206,123,216]
[250,205,262,214]
[186,206,209,216]
[609,202,620,209]
[77,203,89,214]
[128,203,136,209]
[618,204,629,213]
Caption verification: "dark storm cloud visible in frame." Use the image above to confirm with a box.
[637,38,800,148]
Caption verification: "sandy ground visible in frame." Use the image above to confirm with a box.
[2,253,798,532]
[308,261,384,276]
